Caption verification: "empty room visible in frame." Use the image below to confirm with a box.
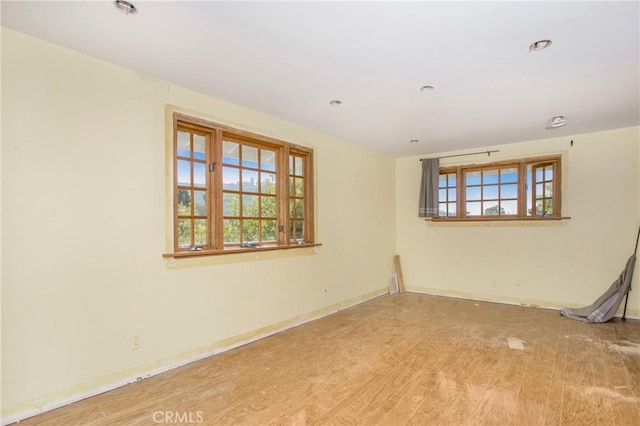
[1,1,639,425]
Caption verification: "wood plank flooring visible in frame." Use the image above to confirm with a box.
[14,293,640,425]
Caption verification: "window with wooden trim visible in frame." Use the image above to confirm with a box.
[171,115,314,255]
[437,156,561,220]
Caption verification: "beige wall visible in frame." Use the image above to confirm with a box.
[396,127,639,314]
[1,28,396,421]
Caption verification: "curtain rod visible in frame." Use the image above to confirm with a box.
[420,150,500,161]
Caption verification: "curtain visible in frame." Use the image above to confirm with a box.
[418,158,439,217]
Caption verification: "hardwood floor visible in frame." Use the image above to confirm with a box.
[15,293,640,425]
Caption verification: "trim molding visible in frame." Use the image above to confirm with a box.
[407,287,639,319]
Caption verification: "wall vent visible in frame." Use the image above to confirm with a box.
[389,274,399,294]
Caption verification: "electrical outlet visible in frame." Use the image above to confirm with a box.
[323,288,327,298]
[132,334,141,350]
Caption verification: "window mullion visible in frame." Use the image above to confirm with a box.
[278,146,290,246]
[533,163,541,216]
[304,154,314,244]
[211,128,223,250]
[190,133,196,246]
[551,161,562,216]
[458,168,465,218]
[518,162,526,217]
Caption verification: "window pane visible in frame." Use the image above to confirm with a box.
[295,157,304,176]
[260,149,276,171]
[295,199,304,218]
[222,141,239,166]
[242,195,258,217]
[294,177,304,197]
[193,190,206,216]
[193,162,206,188]
[194,219,207,245]
[526,167,533,215]
[439,189,447,200]
[535,200,545,216]
[177,189,191,216]
[178,219,192,247]
[466,171,481,186]
[466,202,482,216]
[242,170,259,193]
[439,203,447,216]
[544,199,554,214]
[466,186,481,201]
[447,202,457,216]
[448,188,456,201]
[222,167,239,191]
[223,219,240,243]
[448,173,456,187]
[261,172,276,194]
[439,175,447,188]
[177,160,191,186]
[500,200,517,215]
[289,156,294,175]
[242,145,259,168]
[262,220,276,241]
[261,196,276,218]
[295,220,304,240]
[536,183,543,197]
[500,168,518,183]
[545,166,553,181]
[223,193,240,216]
[193,135,206,160]
[501,184,518,199]
[535,168,543,183]
[483,201,500,215]
[243,220,259,242]
[484,185,499,199]
[289,178,295,196]
[177,131,190,158]
[544,182,553,197]
[483,170,499,184]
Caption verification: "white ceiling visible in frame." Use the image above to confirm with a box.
[2,1,639,157]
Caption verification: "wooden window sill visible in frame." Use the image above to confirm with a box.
[163,243,322,259]
[427,216,571,223]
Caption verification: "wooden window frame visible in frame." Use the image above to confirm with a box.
[434,155,563,221]
[166,114,316,257]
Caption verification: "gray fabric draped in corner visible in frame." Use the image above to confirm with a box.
[560,254,636,323]
[419,158,439,217]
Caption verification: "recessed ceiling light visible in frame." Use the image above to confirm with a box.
[329,100,342,106]
[546,115,566,129]
[529,39,552,51]
[410,139,419,144]
[114,0,137,15]
[420,85,434,92]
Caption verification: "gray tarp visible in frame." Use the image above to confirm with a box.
[560,254,636,323]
